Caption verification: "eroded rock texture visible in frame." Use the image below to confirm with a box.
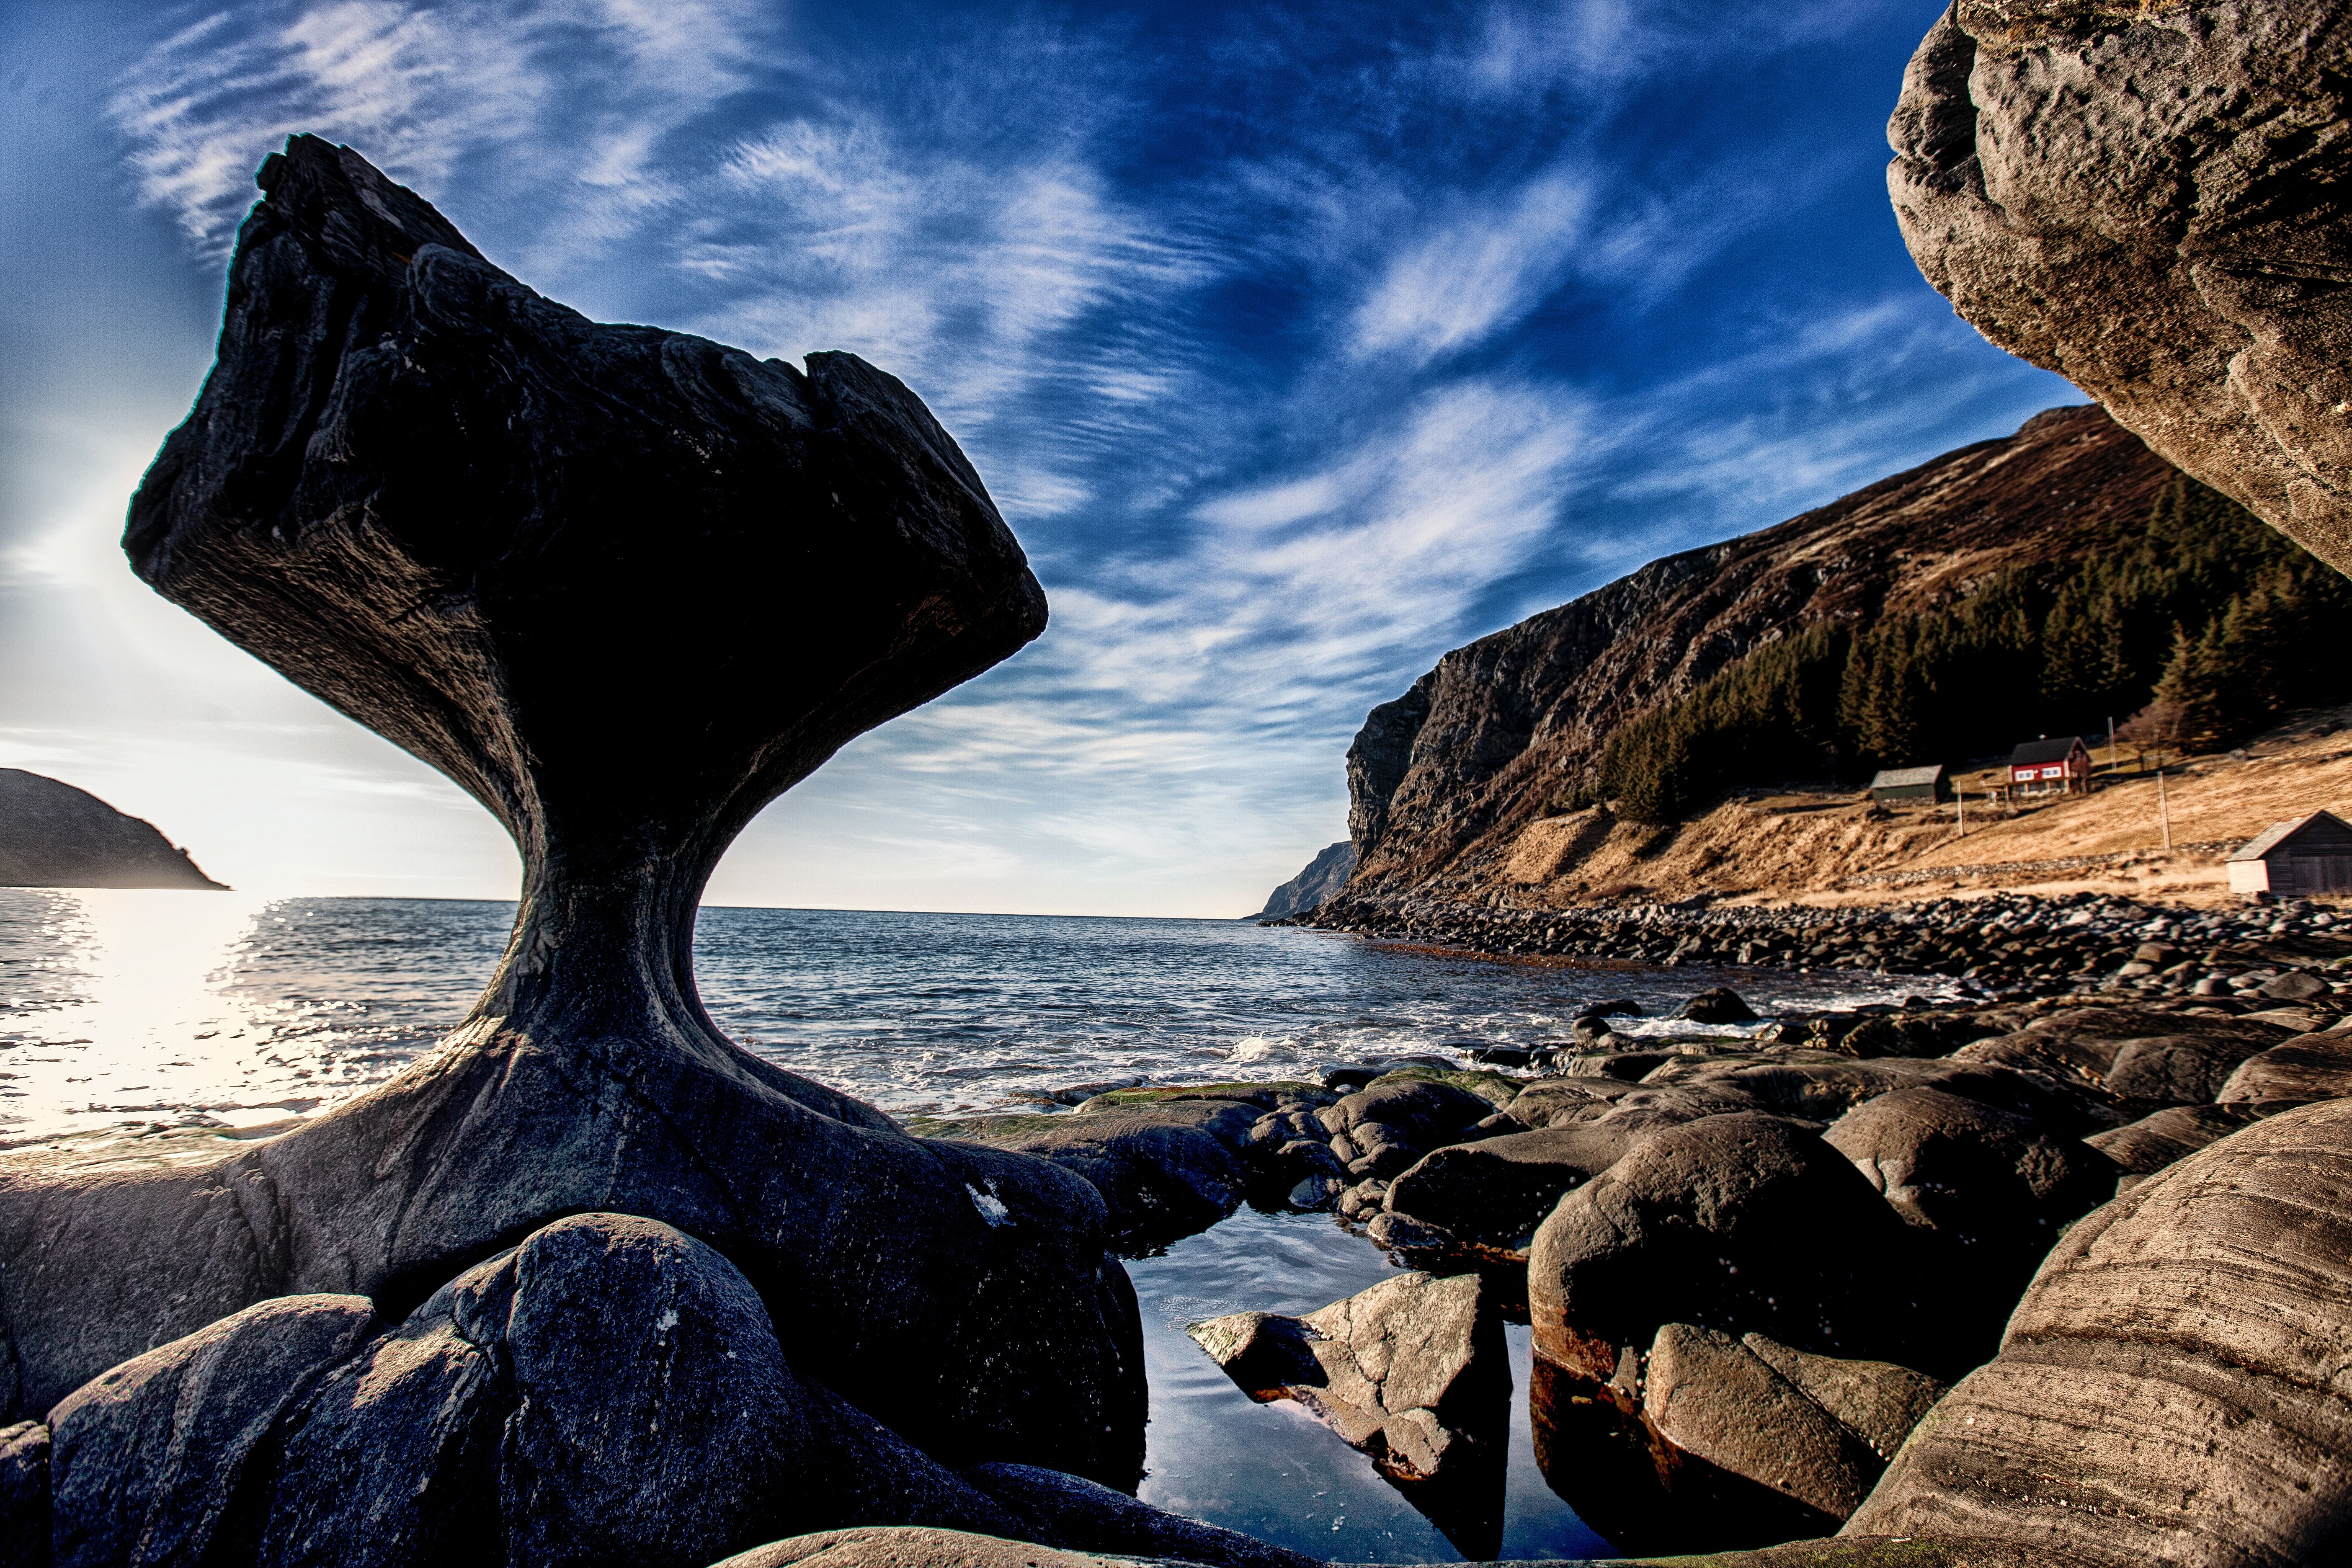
[1846,1099,2352,1563]
[0,136,1142,1486]
[1889,0,2352,575]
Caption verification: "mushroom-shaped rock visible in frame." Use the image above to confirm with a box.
[1529,1113,1926,1380]
[1846,1099,2352,1562]
[0,135,1141,1488]
[1887,1,2352,574]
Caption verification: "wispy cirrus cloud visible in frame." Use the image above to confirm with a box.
[52,0,2081,913]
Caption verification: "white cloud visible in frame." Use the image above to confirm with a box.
[108,0,774,261]
[1349,173,1589,364]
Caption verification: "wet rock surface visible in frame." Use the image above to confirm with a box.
[0,134,1140,1494]
[1886,0,2352,575]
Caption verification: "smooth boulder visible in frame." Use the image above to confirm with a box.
[1377,1124,1640,1255]
[2085,1103,2262,1177]
[1529,1113,1924,1380]
[2219,1032,2352,1112]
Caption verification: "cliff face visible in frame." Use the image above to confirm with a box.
[1250,840,1357,919]
[0,771,227,889]
[1343,405,2174,895]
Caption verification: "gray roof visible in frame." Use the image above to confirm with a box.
[1867,766,1945,788]
[2009,736,2087,766]
[2230,810,2352,861]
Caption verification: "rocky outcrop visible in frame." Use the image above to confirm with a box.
[1887,0,2352,577]
[0,771,224,890]
[1338,405,2175,892]
[1248,840,1354,920]
[0,135,1141,1489]
[1187,1270,1509,1558]
[1847,1099,2352,1563]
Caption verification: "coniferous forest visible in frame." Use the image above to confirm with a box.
[1587,476,2352,824]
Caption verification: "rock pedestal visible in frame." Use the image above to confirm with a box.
[0,135,1141,1487]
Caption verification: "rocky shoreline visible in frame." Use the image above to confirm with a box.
[1297,887,2352,1004]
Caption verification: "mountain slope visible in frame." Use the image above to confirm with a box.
[1343,405,2177,896]
[0,770,227,889]
[1249,840,1355,919]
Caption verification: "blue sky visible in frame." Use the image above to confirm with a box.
[0,0,2078,916]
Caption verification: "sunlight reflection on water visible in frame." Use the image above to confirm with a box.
[0,889,1941,1143]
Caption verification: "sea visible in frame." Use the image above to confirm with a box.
[0,889,1939,1561]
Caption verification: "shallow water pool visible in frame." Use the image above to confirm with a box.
[1130,1207,1616,1563]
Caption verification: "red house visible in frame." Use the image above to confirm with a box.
[2008,736,2091,795]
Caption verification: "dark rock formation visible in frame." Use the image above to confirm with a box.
[1887,0,2352,576]
[1642,1323,1935,1526]
[1824,1086,2119,1354]
[0,1421,49,1568]
[0,771,224,890]
[0,137,1142,1488]
[956,1463,1323,1568]
[913,1098,1259,1249]
[2219,1032,2352,1111]
[1337,405,2176,891]
[1525,1323,1945,1559]
[47,1293,376,1566]
[1187,1270,1509,1558]
[1318,1077,1498,1183]
[1847,1099,2352,1563]
[1676,987,1757,1025]
[1248,839,1354,920]
[1377,1124,1639,1256]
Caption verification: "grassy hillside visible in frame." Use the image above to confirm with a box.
[1589,476,2352,823]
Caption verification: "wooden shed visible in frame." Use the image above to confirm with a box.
[1867,765,1948,804]
[2009,736,2090,796]
[2227,810,2352,896]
